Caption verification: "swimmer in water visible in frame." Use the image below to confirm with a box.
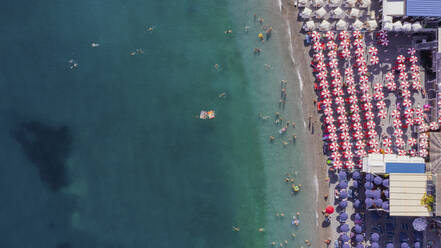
[214,64,220,71]
[147,25,154,32]
[218,92,227,99]
[232,226,240,232]
[270,136,275,142]
[91,42,100,47]
[244,26,249,32]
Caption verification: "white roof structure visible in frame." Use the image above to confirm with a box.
[345,0,357,7]
[360,0,371,8]
[329,0,341,7]
[402,22,412,31]
[300,8,313,19]
[319,20,331,31]
[312,0,325,7]
[315,7,327,19]
[389,173,431,216]
[333,7,345,19]
[384,15,393,23]
[362,153,426,174]
[412,22,423,31]
[383,0,405,17]
[352,19,364,30]
[366,20,378,30]
[393,21,403,31]
[304,20,316,31]
[350,8,360,18]
[298,0,309,7]
[384,22,393,31]
[336,19,348,30]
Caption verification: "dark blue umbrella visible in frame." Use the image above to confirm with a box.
[373,189,382,199]
[338,180,348,188]
[386,243,394,248]
[382,201,389,210]
[342,244,350,248]
[384,189,390,198]
[339,212,348,222]
[352,171,360,180]
[352,180,359,188]
[355,234,364,242]
[354,199,361,208]
[414,242,421,248]
[340,223,349,232]
[339,171,347,181]
[366,173,374,181]
[371,242,380,248]
[371,232,380,242]
[354,213,362,220]
[374,198,383,207]
[364,181,374,189]
[354,224,362,233]
[400,243,409,248]
[339,200,348,208]
[383,179,390,187]
[356,244,364,248]
[340,233,350,242]
[365,189,373,198]
[365,198,373,207]
[374,176,383,185]
[340,190,348,199]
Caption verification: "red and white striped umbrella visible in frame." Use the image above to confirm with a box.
[341,141,351,150]
[340,131,350,140]
[340,48,350,59]
[393,119,402,128]
[353,30,362,39]
[344,68,353,77]
[414,116,424,125]
[361,93,372,103]
[401,89,411,99]
[400,80,410,90]
[399,72,408,81]
[329,142,339,152]
[356,149,367,158]
[340,123,350,132]
[352,122,362,131]
[379,38,389,46]
[367,129,377,138]
[376,100,386,110]
[316,71,327,80]
[327,40,337,50]
[391,109,400,119]
[322,98,332,107]
[378,30,388,38]
[329,132,338,141]
[398,149,407,156]
[403,108,413,118]
[395,137,405,148]
[368,47,378,56]
[351,113,361,123]
[408,47,416,56]
[353,130,363,140]
[331,79,342,88]
[328,50,337,59]
[343,150,353,159]
[358,66,368,76]
[397,63,406,72]
[406,118,414,126]
[326,31,336,40]
[386,81,397,91]
[359,83,370,93]
[333,87,344,96]
[430,121,440,131]
[345,160,355,170]
[438,99,441,107]
[339,31,349,40]
[363,102,373,111]
[335,96,345,106]
[383,138,392,147]
[314,52,325,61]
[321,88,331,98]
[385,72,395,82]
[316,61,326,71]
[366,120,376,129]
[370,56,380,65]
[331,69,341,79]
[333,160,343,169]
[338,115,348,124]
[403,98,412,108]
[412,80,422,91]
[328,59,338,69]
[374,92,384,101]
[325,115,335,124]
[411,72,420,81]
[331,151,341,160]
[353,38,363,48]
[313,42,324,52]
[355,47,364,57]
[409,55,418,64]
[408,137,417,146]
[378,109,387,119]
[419,149,428,158]
[419,139,428,149]
[348,95,358,104]
[384,148,393,154]
[336,105,346,115]
[394,128,403,137]
[365,111,375,120]
[409,149,417,156]
[347,85,357,95]
[418,123,429,132]
[318,80,328,90]
[420,133,429,140]
[326,124,337,133]
[346,76,355,86]
[410,64,419,72]
[368,139,379,148]
[396,55,406,64]
[324,107,333,116]
[340,39,350,48]
[355,140,365,149]
[311,31,321,42]
[356,57,366,67]
[359,75,369,84]
[415,107,424,116]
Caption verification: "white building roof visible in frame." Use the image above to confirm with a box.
[362,153,425,174]
[383,0,405,17]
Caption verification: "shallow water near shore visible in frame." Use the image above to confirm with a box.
[0,0,314,247]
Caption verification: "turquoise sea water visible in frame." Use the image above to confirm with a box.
[0,0,315,247]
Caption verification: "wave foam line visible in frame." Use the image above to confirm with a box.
[277,0,282,12]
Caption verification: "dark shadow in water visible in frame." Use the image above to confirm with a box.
[11,121,72,191]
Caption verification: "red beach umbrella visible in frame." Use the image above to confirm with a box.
[408,137,417,146]
[341,141,351,150]
[391,109,400,119]
[361,93,372,103]
[420,139,429,148]
[420,133,429,140]
[340,39,350,49]
[410,64,419,72]
[379,38,389,46]
[358,66,368,76]
[325,205,335,214]
[353,130,363,140]
[398,149,407,156]
[319,80,329,90]
[404,108,413,118]
[346,76,355,86]
[356,57,366,67]
[393,119,402,128]
[339,31,349,40]
[352,122,362,131]
[414,116,424,125]
[336,105,346,115]
[338,115,348,124]
[324,107,333,116]
[394,128,404,137]
[400,80,410,90]
[326,31,335,41]
[331,79,342,88]
[335,96,345,106]
[408,47,416,55]
[368,139,379,148]
[378,109,387,119]
[399,72,408,81]
[355,47,364,57]
[385,72,395,82]
[343,150,353,159]
[333,87,344,96]
[368,47,378,56]
[328,50,337,59]
[326,124,337,133]
[348,95,358,104]
[359,75,369,84]
[383,138,392,147]
[386,81,397,91]
[365,111,375,121]
[409,149,417,156]
[401,89,411,98]
[325,115,335,124]
[384,148,393,154]
[370,56,379,65]
[374,92,384,101]
[353,38,363,48]
[396,55,406,64]
[430,121,439,131]
[316,61,326,71]
[378,30,387,38]
[340,132,350,141]
[321,88,331,98]
[353,30,362,39]
[314,52,325,61]
[409,55,418,64]
[340,123,350,132]
[363,102,373,111]
[395,137,405,148]
[345,160,355,170]
[412,80,422,91]
[313,42,324,52]
[351,113,361,123]
[333,160,343,169]
[331,69,341,79]
[359,83,370,93]
[355,140,365,149]
[403,98,412,108]
[356,149,367,158]
[345,68,353,77]
[311,31,321,42]
[397,63,406,72]
[327,41,338,51]
[329,132,338,141]
[406,118,414,126]
[366,120,376,130]
[367,129,377,138]
[329,59,338,69]
[415,107,424,116]
[411,72,420,80]
[340,48,350,59]
[419,149,428,158]
[347,85,357,95]
[329,142,339,152]
[316,71,327,80]
[376,100,386,110]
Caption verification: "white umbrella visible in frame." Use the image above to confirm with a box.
[360,0,371,8]
[402,22,412,32]
[366,20,377,30]
[298,0,309,7]
[353,19,364,30]
[333,7,345,19]
[345,0,356,7]
[301,8,313,19]
[320,20,332,31]
[412,218,427,231]
[393,21,403,31]
[329,0,341,7]
[313,0,325,7]
[315,7,327,19]
[412,22,423,31]
[336,19,348,30]
[383,22,393,31]
[350,8,360,18]
[384,15,393,23]
[304,20,316,31]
